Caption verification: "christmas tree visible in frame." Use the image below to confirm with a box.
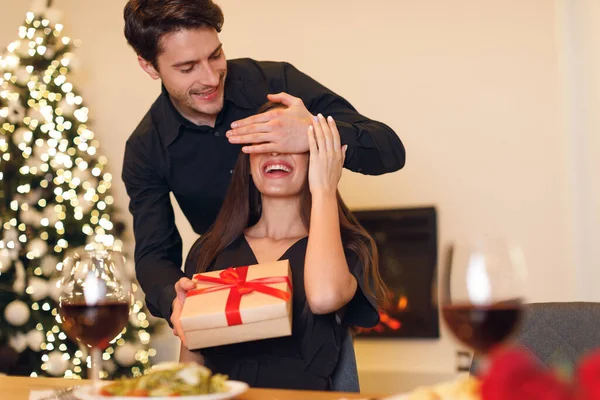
[0,1,158,378]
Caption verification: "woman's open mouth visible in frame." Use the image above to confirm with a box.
[262,161,293,179]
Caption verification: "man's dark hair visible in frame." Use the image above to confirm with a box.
[124,0,224,68]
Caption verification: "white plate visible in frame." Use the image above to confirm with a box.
[74,380,249,400]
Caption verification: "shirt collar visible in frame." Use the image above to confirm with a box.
[223,72,255,111]
[151,85,188,147]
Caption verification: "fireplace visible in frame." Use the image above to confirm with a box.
[352,207,439,339]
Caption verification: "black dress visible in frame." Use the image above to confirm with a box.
[183,235,379,391]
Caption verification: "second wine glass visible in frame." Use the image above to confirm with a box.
[441,237,527,367]
[58,248,132,392]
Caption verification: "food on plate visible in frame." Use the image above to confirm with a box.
[99,362,228,397]
[405,375,480,400]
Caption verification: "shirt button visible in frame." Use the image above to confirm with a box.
[214,131,220,137]
[230,169,234,174]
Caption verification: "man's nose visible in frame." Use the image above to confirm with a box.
[199,62,220,87]
[270,153,280,157]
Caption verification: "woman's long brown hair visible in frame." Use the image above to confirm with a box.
[188,103,388,305]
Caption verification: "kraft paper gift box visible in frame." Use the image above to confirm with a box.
[180,260,293,350]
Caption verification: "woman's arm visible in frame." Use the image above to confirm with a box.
[304,114,357,314]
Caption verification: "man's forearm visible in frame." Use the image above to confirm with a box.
[336,119,406,175]
[136,257,185,321]
[279,62,406,175]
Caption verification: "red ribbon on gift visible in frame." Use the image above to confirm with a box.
[186,266,292,326]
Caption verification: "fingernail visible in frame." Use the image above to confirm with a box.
[327,116,333,122]
[225,130,231,137]
[308,126,313,131]
[231,122,238,128]
[318,113,324,119]
[313,115,318,121]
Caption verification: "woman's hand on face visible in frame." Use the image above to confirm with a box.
[307,114,347,196]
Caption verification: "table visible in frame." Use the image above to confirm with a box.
[1,376,378,400]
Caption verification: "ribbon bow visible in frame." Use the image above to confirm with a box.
[187,266,292,326]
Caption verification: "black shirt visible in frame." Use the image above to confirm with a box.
[122,58,405,320]
[183,235,379,390]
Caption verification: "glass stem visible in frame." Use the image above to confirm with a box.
[90,347,102,394]
[472,353,490,377]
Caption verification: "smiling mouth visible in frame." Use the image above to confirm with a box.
[191,87,218,99]
[262,163,294,178]
[264,164,291,173]
[194,88,217,97]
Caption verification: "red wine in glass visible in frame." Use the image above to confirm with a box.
[59,249,131,393]
[441,239,527,373]
[442,302,522,353]
[59,302,130,350]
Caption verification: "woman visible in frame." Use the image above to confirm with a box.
[174,103,387,390]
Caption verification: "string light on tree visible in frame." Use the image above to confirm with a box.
[0,2,159,378]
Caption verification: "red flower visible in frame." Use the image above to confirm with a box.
[481,346,573,400]
[575,350,600,400]
[518,372,573,400]
[481,346,541,396]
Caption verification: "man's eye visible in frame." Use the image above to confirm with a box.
[210,52,222,60]
[180,66,194,74]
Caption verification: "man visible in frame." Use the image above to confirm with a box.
[121,0,406,337]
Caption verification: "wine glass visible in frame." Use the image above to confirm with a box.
[440,237,527,373]
[58,248,132,393]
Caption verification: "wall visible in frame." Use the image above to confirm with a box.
[555,0,600,303]
[2,0,594,393]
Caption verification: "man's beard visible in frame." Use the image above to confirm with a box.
[170,84,224,118]
[185,92,223,115]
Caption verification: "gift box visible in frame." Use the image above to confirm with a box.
[180,260,293,350]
